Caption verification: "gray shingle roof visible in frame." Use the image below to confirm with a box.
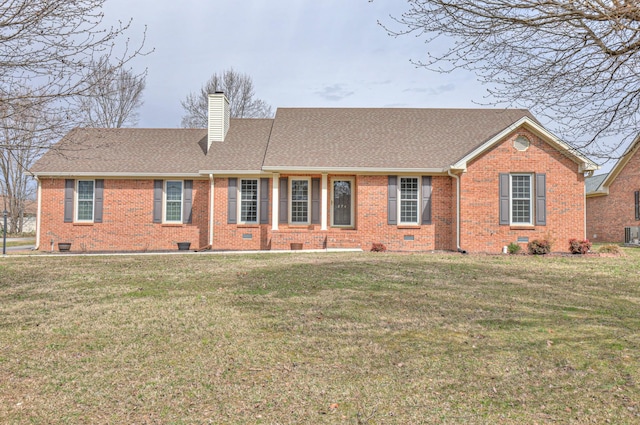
[263,108,535,170]
[32,108,541,175]
[586,173,608,194]
[31,128,209,175]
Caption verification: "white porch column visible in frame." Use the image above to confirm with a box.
[272,173,280,231]
[321,173,328,230]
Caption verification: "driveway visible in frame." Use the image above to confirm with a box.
[3,237,36,253]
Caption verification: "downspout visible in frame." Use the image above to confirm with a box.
[447,169,466,254]
[35,176,41,250]
[209,174,214,247]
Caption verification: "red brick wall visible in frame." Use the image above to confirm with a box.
[211,177,270,251]
[586,148,640,242]
[211,174,454,252]
[38,178,209,252]
[460,129,586,253]
[354,175,454,251]
[38,130,585,254]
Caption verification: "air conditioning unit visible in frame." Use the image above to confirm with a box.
[624,226,640,244]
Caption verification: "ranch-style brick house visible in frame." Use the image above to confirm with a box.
[31,93,598,253]
[586,135,640,244]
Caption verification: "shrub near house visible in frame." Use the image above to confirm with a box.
[31,94,598,253]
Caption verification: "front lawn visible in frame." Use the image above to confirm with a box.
[1,250,639,424]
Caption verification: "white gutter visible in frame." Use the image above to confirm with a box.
[33,172,204,178]
[209,174,214,247]
[261,166,448,174]
[583,179,587,240]
[199,170,270,176]
[448,169,464,252]
[35,177,42,250]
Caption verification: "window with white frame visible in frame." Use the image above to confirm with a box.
[511,174,532,224]
[399,177,419,224]
[290,178,310,224]
[76,180,95,221]
[165,181,183,223]
[240,179,259,223]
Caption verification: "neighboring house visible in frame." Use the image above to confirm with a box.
[30,93,597,253]
[0,195,37,233]
[586,136,640,244]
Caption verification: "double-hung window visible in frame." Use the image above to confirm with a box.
[388,176,432,226]
[165,181,183,223]
[240,179,258,223]
[510,174,532,225]
[76,180,95,222]
[399,177,419,224]
[290,178,310,224]
[499,173,545,226]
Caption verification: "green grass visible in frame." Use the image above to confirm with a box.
[1,250,640,424]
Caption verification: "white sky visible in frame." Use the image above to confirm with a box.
[102,0,494,128]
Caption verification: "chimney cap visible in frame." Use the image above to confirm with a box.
[214,91,224,94]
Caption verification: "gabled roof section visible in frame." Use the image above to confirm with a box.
[31,128,209,176]
[586,134,640,196]
[201,118,273,173]
[262,108,538,172]
[450,116,599,173]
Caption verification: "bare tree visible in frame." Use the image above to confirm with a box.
[0,0,149,232]
[0,0,149,138]
[0,97,56,233]
[383,0,640,158]
[76,57,147,128]
[181,68,273,127]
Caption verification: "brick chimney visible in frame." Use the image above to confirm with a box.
[208,92,230,150]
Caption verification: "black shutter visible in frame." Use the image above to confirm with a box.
[635,191,640,221]
[499,173,510,225]
[153,180,163,223]
[227,178,237,224]
[388,176,397,225]
[64,179,74,223]
[183,180,193,224]
[421,176,432,225]
[279,177,288,224]
[535,174,546,226]
[94,179,104,223]
[311,178,320,224]
[260,178,269,224]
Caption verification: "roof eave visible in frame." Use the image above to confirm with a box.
[199,170,270,176]
[33,172,204,178]
[260,166,449,174]
[586,189,610,198]
[600,134,640,189]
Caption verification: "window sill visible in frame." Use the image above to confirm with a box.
[397,225,421,229]
[510,225,536,230]
[237,224,260,228]
[73,222,94,226]
[162,223,184,227]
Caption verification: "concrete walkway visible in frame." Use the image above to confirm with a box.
[1,237,362,257]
